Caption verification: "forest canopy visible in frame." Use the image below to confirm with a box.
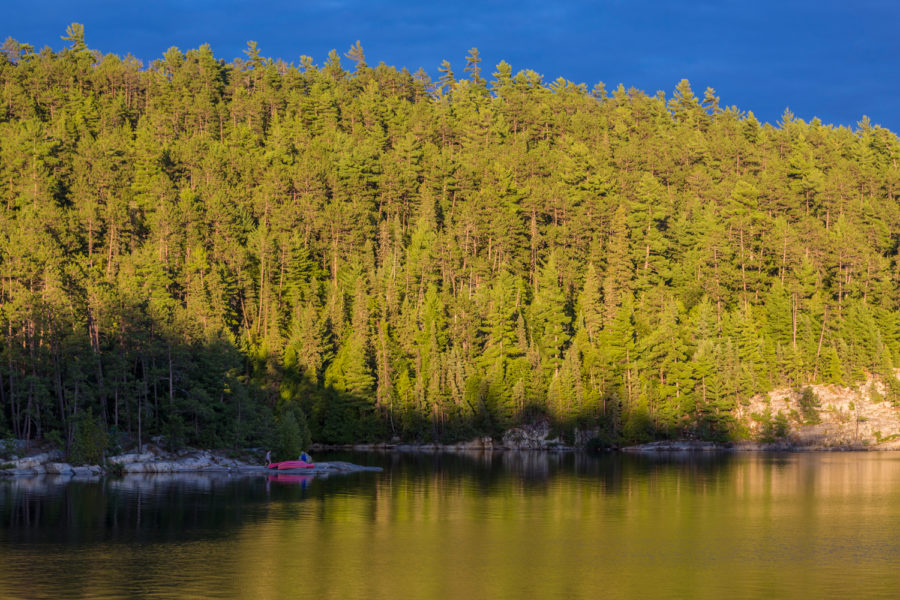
[0,26,898,451]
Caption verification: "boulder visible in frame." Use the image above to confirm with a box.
[44,462,75,474]
[108,452,155,465]
[72,466,101,477]
[149,461,177,473]
[12,450,63,469]
[172,459,197,471]
[3,468,37,477]
[501,421,558,449]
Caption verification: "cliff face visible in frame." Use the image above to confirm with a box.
[738,377,900,449]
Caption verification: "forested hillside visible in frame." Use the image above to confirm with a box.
[1,25,898,451]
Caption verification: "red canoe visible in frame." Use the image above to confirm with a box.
[267,460,314,470]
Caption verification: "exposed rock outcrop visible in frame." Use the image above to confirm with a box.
[740,377,900,449]
[501,421,558,449]
[110,448,250,473]
[9,450,64,469]
[1,444,381,478]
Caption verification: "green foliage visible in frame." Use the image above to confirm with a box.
[0,436,16,461]
[868,387,882,405]
[798,387,822,424]
[771,411,790,440]
[585,429,618,451]
[45,430,64,451]
[622,408,655,444]
[273,411,303,462]
[294,406,313,453]
[107,426,125,456]
[0,30,898,449]
[692,411,736,443]
[752,407,790,443]
[69,410,108,466]
[884,377,900,407]
[547,424,576,446]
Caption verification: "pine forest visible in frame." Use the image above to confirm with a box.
[1,26,899,454]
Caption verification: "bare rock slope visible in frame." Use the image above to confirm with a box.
[739,376,900,449]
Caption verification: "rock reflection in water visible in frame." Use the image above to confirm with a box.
[0,473,295,546]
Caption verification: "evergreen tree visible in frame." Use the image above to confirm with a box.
[0,29,897,449]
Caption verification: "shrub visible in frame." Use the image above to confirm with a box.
[883,376,900,406]
[772,410,790,438]
[0,435,17,460]
[693,412,737,442]
[622,408,654,444]
[868,387,882,405]
[166,417,186,452]
[274,412,301,461]
[548,425,576,446]
[296,407,312,451]
[106,425,124,455]
[585,432,617,452]
[45,429,64,450]
[69,410,108,466]
[273,408,311,461]
[798,387,821,424]
[753,408,790,443]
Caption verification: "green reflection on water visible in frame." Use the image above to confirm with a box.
[1,452,900,600]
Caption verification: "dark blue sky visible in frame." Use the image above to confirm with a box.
[7,1,899,133]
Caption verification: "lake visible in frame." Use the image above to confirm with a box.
[1,451,899,599]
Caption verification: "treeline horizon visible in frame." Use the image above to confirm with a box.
[1,25,898,453]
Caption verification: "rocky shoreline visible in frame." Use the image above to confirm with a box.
[1,437,892,481]
[6,380,900,480]
[312,414,899,454]
[313,439,885,454]
[315,378,900,454]
[618,440,877,452]
[0,443,381,479]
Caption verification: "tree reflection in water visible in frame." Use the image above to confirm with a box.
[2,452,899,600]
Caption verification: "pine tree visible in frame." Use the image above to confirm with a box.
[529,252,571,384]
[0,31,898,450]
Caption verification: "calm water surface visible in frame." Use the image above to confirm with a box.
[1,452,900,599]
